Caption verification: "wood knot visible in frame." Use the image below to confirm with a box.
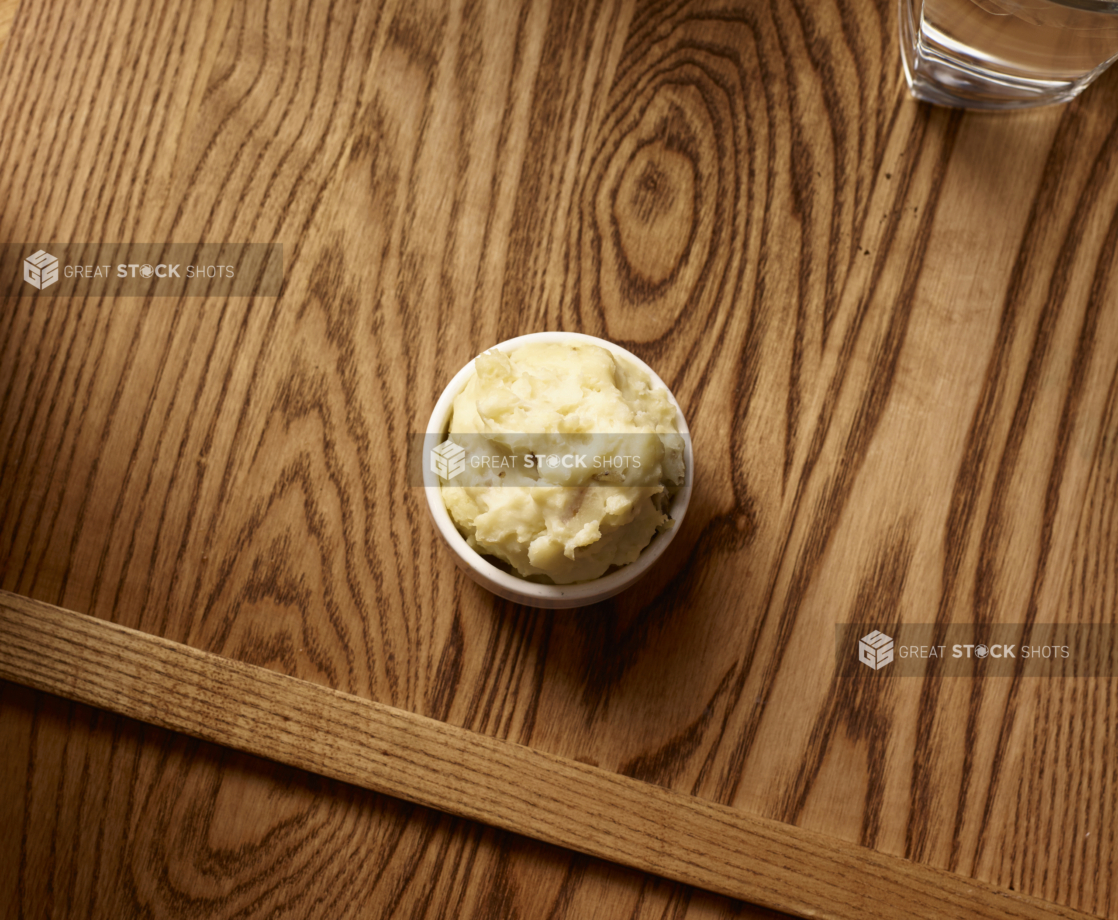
[614,142,696,287]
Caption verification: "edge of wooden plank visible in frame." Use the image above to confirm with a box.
[0,590,1101,920]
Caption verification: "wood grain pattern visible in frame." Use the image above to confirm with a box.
[0,591,1102,920]
[0,0,18,62]
[1,0,1116,917]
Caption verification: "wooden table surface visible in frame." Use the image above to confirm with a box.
[1,1,1116,919]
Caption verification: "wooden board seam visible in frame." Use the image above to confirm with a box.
[0,590,1102,920]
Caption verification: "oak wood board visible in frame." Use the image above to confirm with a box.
[1,0,1116,918]
[3,592,1104,920]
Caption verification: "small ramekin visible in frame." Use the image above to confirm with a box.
[423,331,693,608]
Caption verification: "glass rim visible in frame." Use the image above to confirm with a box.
[1031,0,1118,11]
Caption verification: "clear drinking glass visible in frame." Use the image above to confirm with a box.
[900,0,1118,108]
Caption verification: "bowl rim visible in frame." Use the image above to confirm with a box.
[423,331,693,607]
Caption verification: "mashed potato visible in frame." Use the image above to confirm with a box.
[438,342,684,584]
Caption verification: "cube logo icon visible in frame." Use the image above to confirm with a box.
[859,630,894,670]
[431,440,466,480]
[24,250,59,290]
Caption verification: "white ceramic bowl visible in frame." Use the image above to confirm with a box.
[423,332,693,608]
